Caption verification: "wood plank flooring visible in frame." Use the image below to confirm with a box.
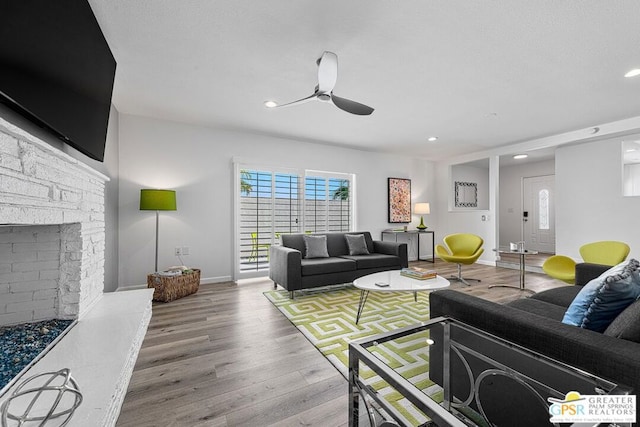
[116,260,567,427]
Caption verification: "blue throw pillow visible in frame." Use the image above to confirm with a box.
[562,259,640,332]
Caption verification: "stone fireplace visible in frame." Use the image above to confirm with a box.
[0,117,152,426]
[1,118,107,326]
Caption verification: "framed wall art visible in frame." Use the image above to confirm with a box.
[388,178,411,223]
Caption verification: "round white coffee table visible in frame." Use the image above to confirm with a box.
[353,270,450,324]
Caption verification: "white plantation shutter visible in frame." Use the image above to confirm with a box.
[236,165,353,278]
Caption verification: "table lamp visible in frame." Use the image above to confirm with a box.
[140,189,177,272]
[415,202,430,231]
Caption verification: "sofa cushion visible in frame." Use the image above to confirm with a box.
[281,234,307,255]
[303,235,329,259]
[345,234,370,255]
[562,259,640,332]
[340,254,400,270]
[326,232,374,257]
[300,257,356,276]
[604,298,640,342]
[529,286,581,308]
[506,298,567,321]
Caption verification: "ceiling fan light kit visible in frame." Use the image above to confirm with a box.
[271,51,374,116]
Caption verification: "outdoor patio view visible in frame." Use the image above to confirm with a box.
[239,169,352,273]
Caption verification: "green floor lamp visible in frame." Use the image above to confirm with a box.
[140,189,177,272]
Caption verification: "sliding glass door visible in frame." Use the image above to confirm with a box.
[238,169,300,274]
[235,165,353,278]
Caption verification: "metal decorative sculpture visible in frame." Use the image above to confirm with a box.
[0,369,82,427]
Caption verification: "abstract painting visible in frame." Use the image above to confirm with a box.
[388,178,411,223]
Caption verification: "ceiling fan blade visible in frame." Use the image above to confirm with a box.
[273,93,317,109]
[317,51,338,93]
[331,95,374,116]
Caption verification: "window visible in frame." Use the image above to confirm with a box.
[235,165,353,278]
[304,175,352,233]
[538,189,549,230]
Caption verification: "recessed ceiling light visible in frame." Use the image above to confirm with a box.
[513,154,528,160]
[626,148,637,153]
[264,100,278,108]
[427,136,438,142]
[625,69,640,78]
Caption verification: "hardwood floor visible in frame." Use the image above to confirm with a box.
[116,260,567,427]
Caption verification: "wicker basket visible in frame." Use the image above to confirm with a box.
[147,269,200,302]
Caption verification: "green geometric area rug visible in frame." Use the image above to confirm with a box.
[264,285,443,426]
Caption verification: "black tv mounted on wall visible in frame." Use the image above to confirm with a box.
[0,0,116,162]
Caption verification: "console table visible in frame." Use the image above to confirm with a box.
[381,230,434,263]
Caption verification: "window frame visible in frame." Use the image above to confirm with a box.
[233,163,356,280]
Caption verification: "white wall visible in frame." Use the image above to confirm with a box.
[117,114,436,288]
[435,159,496,264]
[556,136,640,260]
[499,159,555,246]
[450,163,490,210]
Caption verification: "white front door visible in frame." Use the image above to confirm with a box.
[522,175,555,253]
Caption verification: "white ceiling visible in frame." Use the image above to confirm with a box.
[88,0,640,161]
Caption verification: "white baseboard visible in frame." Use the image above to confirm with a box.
[201,275,232,284]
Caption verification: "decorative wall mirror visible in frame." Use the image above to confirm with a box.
[455,181,478,208]
[450,159,489,211]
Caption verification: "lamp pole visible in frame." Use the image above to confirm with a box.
[154,210,160,272]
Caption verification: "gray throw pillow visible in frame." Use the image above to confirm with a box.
[345,234,370,256]
[604,298,640,343]
[303,235,329,259]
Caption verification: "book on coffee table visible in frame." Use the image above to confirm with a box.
[400,267,437,280]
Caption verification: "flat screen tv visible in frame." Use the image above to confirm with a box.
[0,1,116,162]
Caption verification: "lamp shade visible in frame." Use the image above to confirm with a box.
[414,202,430,215]
[140,189,177,211]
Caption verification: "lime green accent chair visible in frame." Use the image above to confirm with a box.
[435,233,484,286]
[541,255,577,284]
[579,241,630,266]
[542,241,630,284]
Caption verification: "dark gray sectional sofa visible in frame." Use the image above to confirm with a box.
[269,231,408,298]
[429,262,640,425]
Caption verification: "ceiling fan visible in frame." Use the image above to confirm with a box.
[269,51,374,116]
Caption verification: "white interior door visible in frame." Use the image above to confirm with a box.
[522,175,555,253]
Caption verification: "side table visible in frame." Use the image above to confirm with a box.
[490,248,537,293]
[381,230,435,263]
[147,269,201,302]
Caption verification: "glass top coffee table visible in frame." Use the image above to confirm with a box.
[353,270,450,324]
[348,317,631,427]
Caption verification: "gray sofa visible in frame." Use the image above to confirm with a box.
[269,231,408,298]
[429,262,640,426]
